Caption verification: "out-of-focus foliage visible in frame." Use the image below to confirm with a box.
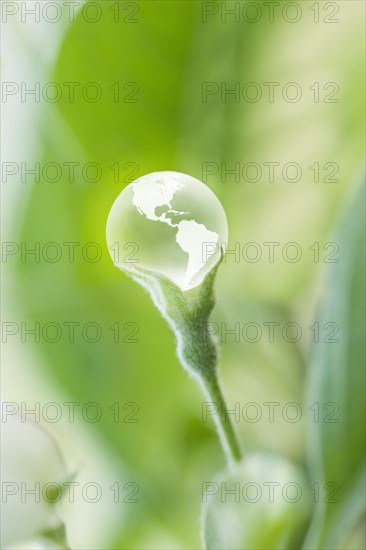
[2,416,68,548]
[202,453,311,549]
[304,182,365,549]
[11,1,365,548]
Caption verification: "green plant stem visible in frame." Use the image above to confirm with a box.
[201,374,243,465]
[177,320,243,465]
[175,312,242,464]
[129,259,243,465]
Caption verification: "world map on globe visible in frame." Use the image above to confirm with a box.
[132,175,219,288]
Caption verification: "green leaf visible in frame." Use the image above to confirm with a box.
[304,181,366,549]
[123,252,221,378]
[202,453,311,550]
[54,0,197,168]
[121,251,243,464]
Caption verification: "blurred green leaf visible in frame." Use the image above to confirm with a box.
[54,0,197,169]
[304,181,366,549]
[202,453,311,550]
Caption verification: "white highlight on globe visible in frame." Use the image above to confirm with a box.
[106,171,228,290]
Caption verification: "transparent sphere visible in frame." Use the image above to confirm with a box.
[106,171,228,290]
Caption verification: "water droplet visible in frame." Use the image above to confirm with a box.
[106,171,228,290]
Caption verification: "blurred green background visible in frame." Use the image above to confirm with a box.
[2,1,365,548]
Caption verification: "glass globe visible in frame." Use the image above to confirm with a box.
[106,171,228,290]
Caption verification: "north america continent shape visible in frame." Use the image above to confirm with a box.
[132,177,219,287]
